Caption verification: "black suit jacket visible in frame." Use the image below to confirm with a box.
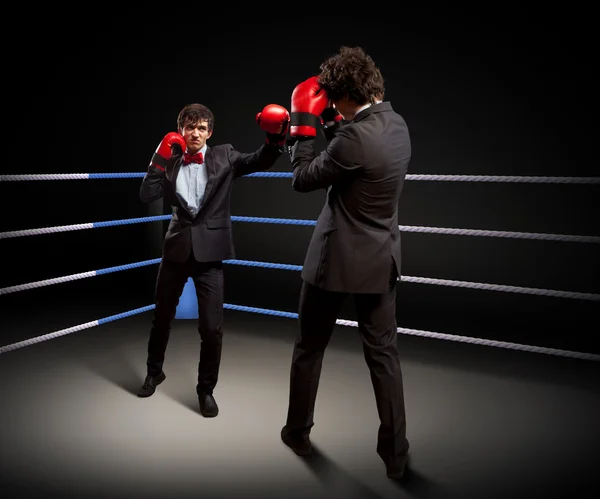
[140,141,284,262]
[289,102,411,293]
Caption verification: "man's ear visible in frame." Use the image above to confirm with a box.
[207,130,213,140]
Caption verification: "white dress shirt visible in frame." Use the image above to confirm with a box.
[175,145,208,218]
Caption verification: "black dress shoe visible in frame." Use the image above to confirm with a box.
[280,426,312,456]
[385,455,409,480]
[199,393,219,417]
[137,372,166,397]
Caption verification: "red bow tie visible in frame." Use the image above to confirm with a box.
[182,152,204,165]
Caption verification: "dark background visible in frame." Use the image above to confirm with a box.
[2,9,598,355]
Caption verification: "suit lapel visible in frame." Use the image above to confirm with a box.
[170,159,182,184]
[168,159,189,215]
[199,147,216,211]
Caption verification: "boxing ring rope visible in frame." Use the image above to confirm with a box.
[2,172,600,184]
[1,172,599,361]
[2,300,599,361]
[2,257,599,302]
[2,215,599,244]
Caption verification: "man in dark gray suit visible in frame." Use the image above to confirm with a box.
[137,102,290,418]
[281,46,412,480]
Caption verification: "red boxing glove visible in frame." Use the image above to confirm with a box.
[150,132,186,171]
[256,104,290,145]
[290,76,330,137]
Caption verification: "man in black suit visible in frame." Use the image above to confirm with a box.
[137,102,290,418]
[281,46,412,480]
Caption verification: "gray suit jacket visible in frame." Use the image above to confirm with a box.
[289,102,411,293]
[140,141,284,262]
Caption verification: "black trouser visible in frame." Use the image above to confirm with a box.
[146,255,224,396]
[285,264,409,464]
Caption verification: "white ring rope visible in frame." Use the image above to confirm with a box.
[2,174,91,181]
[404,175,600,184]
[1,223,95,238]
[342,320,600,361]
[1,271,98,294]
[397,225,600,244]
[1,321,100,353]
[399,275,599,301]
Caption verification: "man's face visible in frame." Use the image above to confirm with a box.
[180,120,212,154]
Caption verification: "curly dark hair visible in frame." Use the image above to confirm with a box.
[317,46,385,105]
[177,103,215,132]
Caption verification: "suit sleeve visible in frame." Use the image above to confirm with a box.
[139,164,166,203]
[291,125,363,193]
[230,142,285,178]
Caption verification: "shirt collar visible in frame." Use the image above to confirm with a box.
[353,100,383,120]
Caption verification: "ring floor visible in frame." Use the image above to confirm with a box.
[1,308,599,499]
